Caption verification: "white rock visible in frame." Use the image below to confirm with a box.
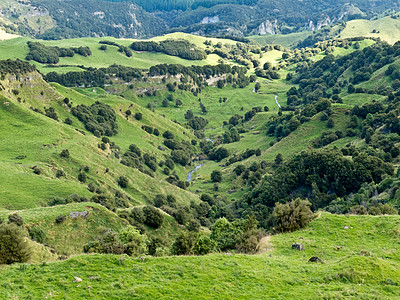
[73,277,82,283]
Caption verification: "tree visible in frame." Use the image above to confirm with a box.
[172,231,196,255]
[60,149,70,158]
[272,199,314,233]
[143,206,164,228]
[0,223,31,264]
[254,82,261,92]
[176,99,183,107]
[327,118,335,128]
[162,98,169,107]
[163,130,175,139]
[118,176,129,188]
[135,112,143,120]
[211,170,222,182]
[184,110,194,120]
[8,214,23,226]
[275,153,283,165]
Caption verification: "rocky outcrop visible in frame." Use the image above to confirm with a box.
[200,16,219,24]
[257,19,278,35]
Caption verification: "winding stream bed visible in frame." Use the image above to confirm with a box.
[187,165,202,182]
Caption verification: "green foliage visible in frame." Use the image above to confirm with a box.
[26,41,91,64]
[84,227,147,256]
[143,206,164,228]
[245,149,394,218]
[272,199,314,233]
[0,223,31,264]
[210,218,242,251]
[211,170,222,182]
[0,59,36,77]
[60,149,70,158]
[28,226,46,244]
[192,233,215,255]
[8,213,23,226]
[71,101,118,137]
[172,231,196,255]
[131,39,207,60]
[117,176,129,188]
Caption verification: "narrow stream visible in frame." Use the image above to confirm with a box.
[187,165,202,182]
[275,94,281,108]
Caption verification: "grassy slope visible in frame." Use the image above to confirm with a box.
[0,33,237,74]
[0,213,399,299]
[0,203,129,256]
[249,31,313,48]
[338,16,400,44]
[0,72,200,209]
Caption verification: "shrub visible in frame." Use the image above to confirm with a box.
[163,130,175,140]
[55,215,67,223]
[368,204,398,215]
[135,112,143,120]
[271,199,314,233]
[0,223,31,264]
[119,227,147,256]
[64,117,73,125]
[71,101,118,137]
[349,205,368,215]
[131,207,146,224]
[55,169,65,178]
[211,170,222,182]
[143,206,164,228]
[8,213,23,226]
[118,176,129,188]
[327,118,335,128]
[78,172,87,183]
[187,219,201,232]
[210,218,242,251]
[154,194,167,208]
[60,149,70,158]
[172,231,196,255]
[29,226,46,244]
[193,234,215,255]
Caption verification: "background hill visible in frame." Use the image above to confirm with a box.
[0,0,398,40]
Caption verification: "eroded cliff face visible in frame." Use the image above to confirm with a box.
[257,19,279,35]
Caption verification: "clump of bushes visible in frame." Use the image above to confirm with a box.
[0,223,31,264]
[271,199,314,233]
[71,101,118,137]
[84,227,146,256]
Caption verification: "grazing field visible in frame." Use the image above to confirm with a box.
[338,16,400,44]
[249,31,313,48]
[0,213,399,299]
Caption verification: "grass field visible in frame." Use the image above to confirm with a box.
[0,213,399,299]
[338,16,400,44]
[249,31,312,48]
[0,33,237,74]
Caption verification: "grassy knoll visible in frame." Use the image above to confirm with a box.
[0,213,399,299]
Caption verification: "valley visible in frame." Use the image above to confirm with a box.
[1,1,400,299]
